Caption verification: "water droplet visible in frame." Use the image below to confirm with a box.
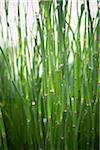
[45,59,47,63]
[71,97,74,101]
[88,66,93,70]
[58,101,60,105]
[87,142,89,146]
[61,83,63,87]
[43,118,47,124]
[61,136,64,140]
[92,113,95,116]
[64,109,67,113]
[86,103,89,107]
[44,93,48,97]
[27,119,30,123]
[50,89,54,93]
[59,64,64,68]
[32,101,35,106]
[81,98,84,101]
[72,124,76,128]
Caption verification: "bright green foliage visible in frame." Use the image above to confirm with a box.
[0,0,99,149]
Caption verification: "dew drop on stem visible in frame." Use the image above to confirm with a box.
[32,101,35,106]
[61,136,64,140]
[43,118,47,124]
